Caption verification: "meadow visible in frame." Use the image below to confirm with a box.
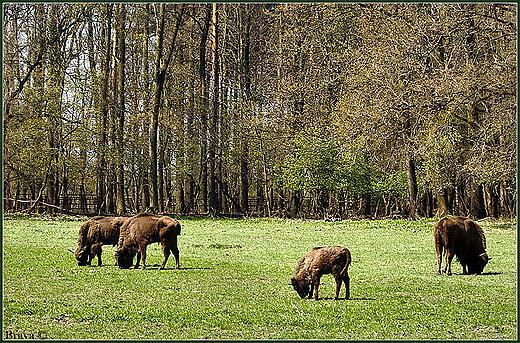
[2,215,517,340]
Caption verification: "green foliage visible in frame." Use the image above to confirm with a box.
[420,120,468,189]
[279,133,342,192]
[371,169,408,199]
[336,152,375,196]
[279,133,409,200]
[2,217,517,339]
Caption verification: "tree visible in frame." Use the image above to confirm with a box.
[149,4,184,212]
[93,4,112,214]
[114,3,126,214]
[207,3,219,216]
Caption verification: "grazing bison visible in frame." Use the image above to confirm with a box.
[291,246,351,300]
[114,213,181,270]
[73,216,128,266]
[434,216,490,275]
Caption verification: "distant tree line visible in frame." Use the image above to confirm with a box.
[3,3,517,219]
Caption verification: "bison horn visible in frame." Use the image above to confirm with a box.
[67,248,75,254]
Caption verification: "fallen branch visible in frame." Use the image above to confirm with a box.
[5,197,73,215]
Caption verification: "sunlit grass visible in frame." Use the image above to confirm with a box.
[2,216,517,339]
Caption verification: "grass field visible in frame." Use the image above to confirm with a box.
[2,215,517,340]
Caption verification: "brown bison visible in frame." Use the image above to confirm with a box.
[434,216,490,275]
[291,246,351,300]
[72,216,128,266]
[114,213,181,270]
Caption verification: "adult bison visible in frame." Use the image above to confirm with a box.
[114,213,181,270]
[72,216,128,266]
[291,246,351,300]
[434,216,490,275]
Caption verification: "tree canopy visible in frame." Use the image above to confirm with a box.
[3,3,517,219]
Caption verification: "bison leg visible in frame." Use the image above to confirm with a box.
[159,244,170,270]
[334,277,342,300]
[92,243,103,267]
[462,264,468,275]
[85,246,93,266]
[435,243,443,275]
[134,252,141,269]
[308,282,314,299]
[139,246,147,270]
[444,249,454,275]
[344,273,350,300]
[312,275,321,300]
[172,246,180,269]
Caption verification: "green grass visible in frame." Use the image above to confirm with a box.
[2,215,517,340]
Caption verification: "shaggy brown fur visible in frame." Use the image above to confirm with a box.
[73,216,128,266]
[114,213,181,270]
[291,246,351,300]
[434,216,489,275]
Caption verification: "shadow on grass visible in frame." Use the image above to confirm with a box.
[447,271,503,276]
[310,297,376,301]
[142,264,211,271]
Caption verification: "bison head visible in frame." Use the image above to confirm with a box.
[467,252,490,275]
[291,276,310,299]
[114,247,135,269]
[74,246,91,266]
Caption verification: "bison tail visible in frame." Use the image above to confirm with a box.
[434,221,448,258]
[339,251,351,277]
[436,221,450,246]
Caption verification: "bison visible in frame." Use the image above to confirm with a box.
[291,246,351,300]
[72,216,128,266]
[434,216,490,275]
[114,213,181,270]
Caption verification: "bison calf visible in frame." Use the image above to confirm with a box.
[291,246,351,300]
[434,216,490,275]
[114,213,181,270]
[73,216,128,266]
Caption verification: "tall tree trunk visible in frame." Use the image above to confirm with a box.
[468,178,486,219]
[140,4,151,212]
[45,4,64,214]
[199,5,211,213]
[149,4,184,212]
[106,6,120,215]
[60,171,69,212]
[149,4,165,212]
[79,181,88,213]
[240,146,249,214]
[185,73,196,212]
[158,129,166,212]
[208,3,219,216]
[436,187,454,217]
[405,153,418,219]
[483,185,498,218]
[95,4,112,214]
[114,3,126,215]
[239,6,252,215]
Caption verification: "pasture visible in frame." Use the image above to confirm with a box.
[2,215,517,340]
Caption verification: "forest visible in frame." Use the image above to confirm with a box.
[2,3,517,219]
